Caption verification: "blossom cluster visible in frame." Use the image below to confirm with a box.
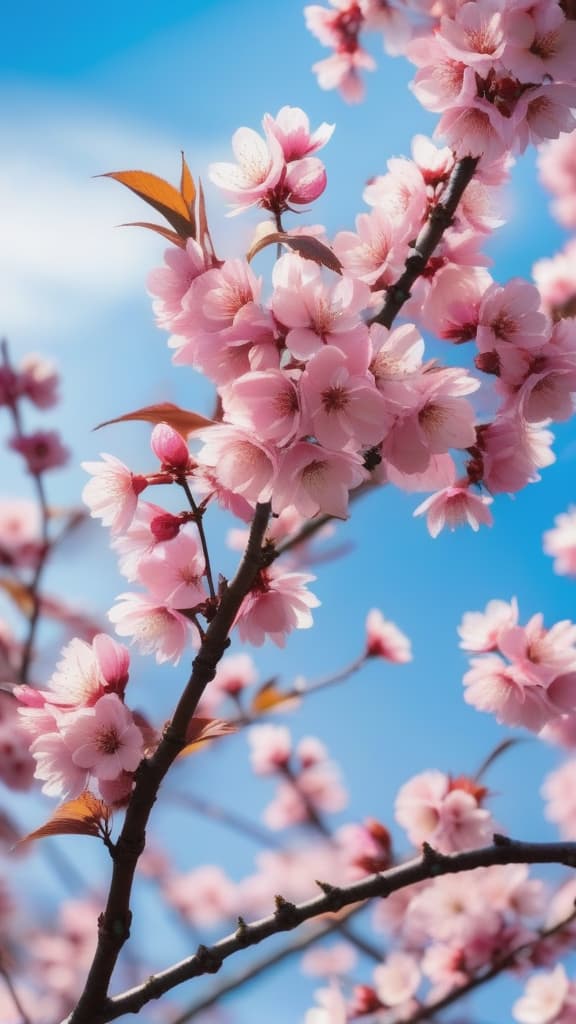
[459,598,576,733]
[16,634,145,802]
[305,0,576,165]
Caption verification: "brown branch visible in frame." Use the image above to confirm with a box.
[75,835,576,1023]
[67,502,271,1024]
[369,155,479,330]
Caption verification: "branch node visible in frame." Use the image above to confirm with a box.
[493,832,512,847]
[274,895,299,928]
[235,916,250,946]
[195,943,223,974]
[421,841,447,874]
[315,880,344,910]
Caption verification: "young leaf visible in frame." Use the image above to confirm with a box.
[120,222,187,248]
[17,792,111,848]
[94,402,214,438]
[250,679,295,715]
[247,232,342,274]
[177,717,237,758]
[102,170,195,239]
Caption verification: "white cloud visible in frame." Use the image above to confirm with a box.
[0,94,225,346]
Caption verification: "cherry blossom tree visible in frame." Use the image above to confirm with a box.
[1,2,576,1023]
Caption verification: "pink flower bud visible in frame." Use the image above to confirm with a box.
[151,423,191,472]
[150,512,183,542]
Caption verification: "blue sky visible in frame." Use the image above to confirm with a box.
[2,2,576,1022]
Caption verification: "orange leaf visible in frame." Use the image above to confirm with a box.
[94,402,214,438]
[102,170,195,239]
[0,578,34,616]
[178,717,237,758]
[180,153,197,232]
[17,792,111,848]
[250,679,294,715]
[247,232,342,274]
[120,221,186,248]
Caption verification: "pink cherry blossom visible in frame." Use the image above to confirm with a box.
[383,368,479,475]
[538,133,576,229]
[234,566,320,648]
[273,442,367,520]
[333,207,408,287]
[82,454,148,534]
[63,694,143,783]
[248,725,292,775]
[222,369,301,447]
[476,278,550,355]
[209,125,285,212]
[300,344,390,449]
[263,106,334,161]
[19,353,60,409]
[147,238,208,328]
[9,430,70,474]
[194,424,278,506]
[544,508,576,577]
[301,943,357,978]
[373,952,421,1008]
[271,254,370,362]
[414,483,493,538]
[163,865,238,928]
[108,594,194,664]
[542,760,576,840]
[513,965,576,1024]
[463,654,556,731]
[136,531,207,610]
[365,609,412,663]
[395,770,494,852]
[458,598,519,652]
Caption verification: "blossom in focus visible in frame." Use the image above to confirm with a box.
[234,566,320,648]
[82,454,148,534]
[414,483,493,538]
[63,694,144,783]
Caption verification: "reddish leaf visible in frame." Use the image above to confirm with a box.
[286,235,342,273]
[121,221,186,248]
[250,679,294,715]
[247,232,342,274]
[95,402,214,438]
[178,717,237,758]
[180,153,197,233]
[0,578,34,616]
[17,792,111,848]
[102,170,195,239]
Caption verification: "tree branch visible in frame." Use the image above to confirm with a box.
[76,835,576,1023]
[369,155,479,330]
[66,502,271,1024]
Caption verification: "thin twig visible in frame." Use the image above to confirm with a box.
[178,476,216,601]
[66,502,271,1024]
[369,156,479,330]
